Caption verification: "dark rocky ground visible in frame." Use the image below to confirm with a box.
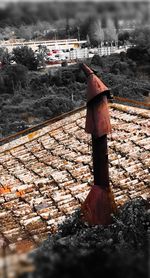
[19,197,150,278]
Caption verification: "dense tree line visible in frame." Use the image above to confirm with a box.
[0,2,149,28]
[0,2,149,42]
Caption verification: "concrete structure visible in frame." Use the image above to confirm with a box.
[0,39,87,53]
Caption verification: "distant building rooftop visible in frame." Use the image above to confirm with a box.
[0,103,149,260]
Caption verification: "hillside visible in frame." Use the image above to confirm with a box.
[0,52,150,140]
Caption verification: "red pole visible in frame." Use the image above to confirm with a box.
[80,63,117,225]
[92,135,109,188]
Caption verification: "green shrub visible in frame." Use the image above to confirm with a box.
[119,51,126,61]
[91,54,104,67]
[127,47,150,64]
[111,61,120,74]
[138,65,150,76]
[119,61,129,74]
[0,64,28,94]
[13,46,38,70]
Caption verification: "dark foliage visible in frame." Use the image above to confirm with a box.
[91,54,104,67]
[13,46,38,70]
[50,68,76,86]
[0,64,28,94]
[118,31,130,44]
[138,65,150,77]
[19,197,149,278]
[110,52,137,76]
[0,51,150,138]
[29,74,50,91]
[119,51,126,61]
[126,47,150,64]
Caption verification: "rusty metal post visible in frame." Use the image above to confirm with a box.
[92,135,109,188]
[80,63,117,225]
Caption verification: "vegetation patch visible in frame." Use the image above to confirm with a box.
[0,49,150,139]
[19,197,149,278]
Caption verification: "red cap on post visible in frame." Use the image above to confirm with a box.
[81,63,111,137]
[87,72,109,103]
[81,63,109,102]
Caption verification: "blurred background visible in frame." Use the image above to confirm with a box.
[0,1,149,42]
